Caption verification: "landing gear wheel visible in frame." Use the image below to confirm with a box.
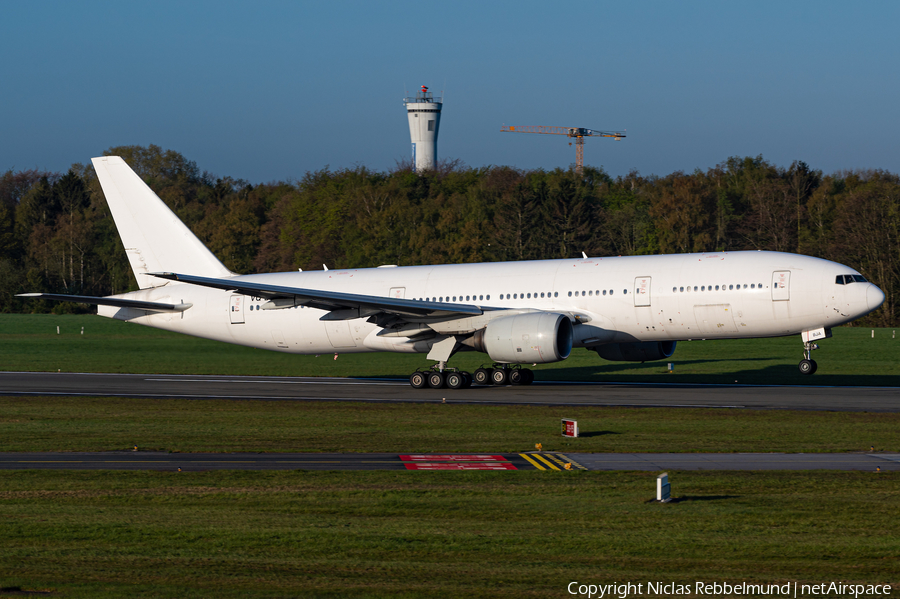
[798,359,817,375]
[473,368,492,385]
[446,372,465,389]
[427,371,446,389]
[509,369,525,385]
[521,369,534,385]
[409,371,427,389]
[460,372,473,388]
[491,368,509,385]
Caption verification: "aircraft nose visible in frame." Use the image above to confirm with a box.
[867,284,886,312]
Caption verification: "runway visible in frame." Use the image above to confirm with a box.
[0,451,896,471]
[2,371,899,411]
[0,452,558,472]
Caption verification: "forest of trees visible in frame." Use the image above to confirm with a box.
[2,144,898,326]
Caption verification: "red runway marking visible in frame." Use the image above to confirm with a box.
[404,463,517,470]
[400,454,507,461]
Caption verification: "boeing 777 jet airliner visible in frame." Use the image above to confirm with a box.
[20,156,885,389]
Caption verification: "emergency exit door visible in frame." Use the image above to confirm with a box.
[772,271,791,301]
[229,295,245,324]
[634,276,651,307]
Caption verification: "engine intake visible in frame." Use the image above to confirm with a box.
[468,312,573,364]
[594,341,677,362]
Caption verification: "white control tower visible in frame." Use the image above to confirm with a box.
[403,85,442,171]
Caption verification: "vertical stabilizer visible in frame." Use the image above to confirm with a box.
[92,156,233,289]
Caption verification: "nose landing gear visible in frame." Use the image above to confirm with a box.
[799,342,818,375]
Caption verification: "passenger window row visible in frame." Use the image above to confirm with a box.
[500,292,558,300]
[413,295,490,302]
[673,283,764,293]
[568,289,621,297]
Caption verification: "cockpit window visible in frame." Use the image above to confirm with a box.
[836,274,869,285]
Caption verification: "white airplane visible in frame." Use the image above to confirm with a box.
[20,156,885,389]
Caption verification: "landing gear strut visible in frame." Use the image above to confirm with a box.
[799,342,818,375]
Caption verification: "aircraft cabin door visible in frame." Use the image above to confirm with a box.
[229,295,245,324]
[772,271,791,301]
[634,276,651,307]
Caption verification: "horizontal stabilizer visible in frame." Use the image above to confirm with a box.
[17,293,192,312]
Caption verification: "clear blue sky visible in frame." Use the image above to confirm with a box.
[2,1,897,183]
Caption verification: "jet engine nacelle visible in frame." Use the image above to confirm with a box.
[468,312,574,364]
[594,340,677,362]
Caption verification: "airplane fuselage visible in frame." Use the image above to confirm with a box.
[99,251,881,357]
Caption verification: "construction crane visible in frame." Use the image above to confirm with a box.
[500,125,625,176]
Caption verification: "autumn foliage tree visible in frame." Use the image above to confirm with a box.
[3,146,898,327]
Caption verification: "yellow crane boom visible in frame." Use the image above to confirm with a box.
[500,125,625,175]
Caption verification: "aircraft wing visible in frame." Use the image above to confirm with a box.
[16,293,192,312]
[147,272,487,322]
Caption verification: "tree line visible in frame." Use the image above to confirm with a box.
[2,145,897,326]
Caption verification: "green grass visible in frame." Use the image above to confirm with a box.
[2,315,899,596]
[0,470,896,598]
[1,397,898,454]
[2,314,900,385]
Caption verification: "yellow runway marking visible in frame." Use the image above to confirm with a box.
[532,453,561,470]
[556,454,588,470]
[518,453,545,470]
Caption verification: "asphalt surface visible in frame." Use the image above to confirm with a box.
[2,371,899,411]
[3,371,897,473]
[0,452,556,471]
[0,451,896,472]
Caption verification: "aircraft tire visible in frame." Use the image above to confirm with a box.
[446,372,465,389]
[409,371,427,389]
[521,369,534,385]
[473,368,492,385]
[798,359,817,375]
[491,368,509,385]
[427,372,446,389]
[461,372,473,388]
[509,369,524,385]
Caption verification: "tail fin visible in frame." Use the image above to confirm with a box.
[92,156,233,289]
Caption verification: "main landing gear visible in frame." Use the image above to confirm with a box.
[799,341,819,375]
[477,365,535,386]
[409,368,472,390]
[408,364,535,389]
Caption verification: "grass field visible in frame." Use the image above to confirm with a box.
[2,314,899,385]
[1,396,898,454]
[2,314,899,596]
[0,470,897,598]
[0,314,900,386]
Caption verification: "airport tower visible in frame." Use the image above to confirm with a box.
[403,85,442,171]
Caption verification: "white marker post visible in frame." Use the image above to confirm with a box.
[657,473,671,502]
[561,418,579,438]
